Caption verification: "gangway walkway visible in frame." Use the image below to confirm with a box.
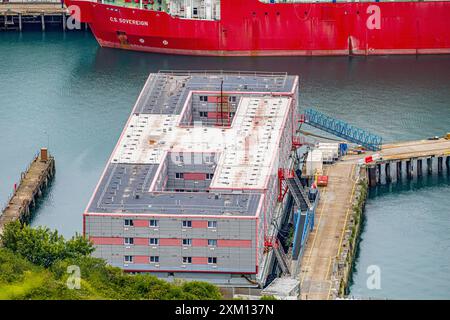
[301,108,383,151]
[273,239,291,275]
[285,171,312,211]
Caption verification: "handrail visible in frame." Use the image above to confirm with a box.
[1,1,61,3]
[158,70,288,78]
[303,108,382,151]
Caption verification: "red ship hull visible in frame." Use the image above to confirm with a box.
[65,0,450,56]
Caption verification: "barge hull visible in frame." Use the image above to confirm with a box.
[65,0,450,56]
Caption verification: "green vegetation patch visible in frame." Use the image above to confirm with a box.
[0,221,222,300]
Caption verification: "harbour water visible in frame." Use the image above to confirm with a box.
[0,31,449,299]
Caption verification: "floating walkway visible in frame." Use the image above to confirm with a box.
[0,149,55,234]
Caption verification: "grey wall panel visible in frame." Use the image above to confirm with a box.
[87,215,258,273]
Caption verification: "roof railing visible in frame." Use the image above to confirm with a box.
[158,70,288,78]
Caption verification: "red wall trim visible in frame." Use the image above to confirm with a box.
[218,239,252,248]
[133,220,148,227]
[184,172,207,180]
[134,238,149,246]
[192,239,208,246]
[134,256,149,264]
[192,257,208,265]
[207,112,230,119]
[160,238,182,246]
[85,212,256,220]
[124,269,257,275]
[90,237,123,245]
[207,96,219,103]
[192,220,208,228]
[90,237,254,248]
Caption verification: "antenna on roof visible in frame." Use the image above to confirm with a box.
[220,79,224,127]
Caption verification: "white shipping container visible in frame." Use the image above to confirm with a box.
[317,142,340,148]
[317,142,339,162]
[306,149,323,176]
[320,150,335,163]
[317,143,339,152]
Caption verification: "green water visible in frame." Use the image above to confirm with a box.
[0,31,449,299]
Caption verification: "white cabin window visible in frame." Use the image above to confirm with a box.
[182,257,192,264]
[207,221,217,228]
[182,220,192,228]
[208,257,217,264]
[175,172,184,179]
[149,219,159,227]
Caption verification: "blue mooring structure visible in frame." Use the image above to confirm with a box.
[303,108,383,151]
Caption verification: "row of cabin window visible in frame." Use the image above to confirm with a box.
[124,256,218,264]
[174,155,215,163]
[198,111,236,118]
[125,255,158,263]
[124,219,218,228]
[175,172,214,179]
[198,96,237,102]
[124,237,218,247]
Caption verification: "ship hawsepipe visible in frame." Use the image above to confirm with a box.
[64,0,450,56]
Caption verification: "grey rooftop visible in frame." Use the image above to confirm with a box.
[86,71,298,217]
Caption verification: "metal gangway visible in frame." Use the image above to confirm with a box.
[273,238,291,275]
[301,108,383,151]
[285,171,312,211]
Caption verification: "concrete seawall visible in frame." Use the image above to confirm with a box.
[335,168,368,297]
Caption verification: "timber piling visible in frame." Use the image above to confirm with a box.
[0,2,88,31]
[0,148,55,234]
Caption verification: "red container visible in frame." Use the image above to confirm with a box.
[364,155,373,163]
[317,175,329,187]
